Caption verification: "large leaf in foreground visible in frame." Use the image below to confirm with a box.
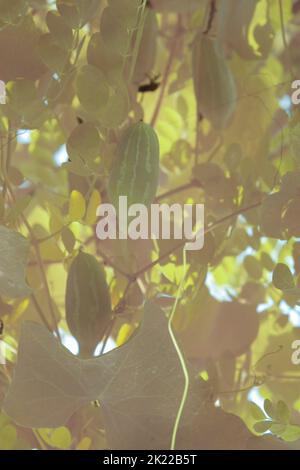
[3,302,184,449]
[0,226,31,298]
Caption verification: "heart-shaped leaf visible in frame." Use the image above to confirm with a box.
[0,226,31,298]
[272,263,295,291]
[3,302,184,449]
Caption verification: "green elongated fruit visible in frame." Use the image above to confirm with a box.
[108,121,160,208]
[133,9,158,83]
[192,33,237,130]
[65,251,111,357]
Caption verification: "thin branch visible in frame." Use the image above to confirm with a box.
[128,0,148,82]
[155,181,201,202]
[5,120,12,176]
[99,318,115,355]
[150,16,182,127]
[194,118,201,166]
[2,123,61,339]
[99,279,136,355]
[5,181,61,340]
[203,0,217,35]
[97,246,132,280]
[278,0,294,81]
[32,240,61,341]
[206,137,223,163]
[36,223,71,244]
[31,293,53,333]
[132,200,262,278]
[32,429,48,451]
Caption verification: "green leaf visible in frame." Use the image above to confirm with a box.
[187,232,215,266]
[6,79,49,128]
[3,302,185,449]
[0,0,28,25]
[280,170,300,197]
[276,400,290,424]
[56,0,80,29]
[270,423,286,436]
[87,32,124,83]
[0,226,31,298]
[216,0,258,58]
[5,195,32,225]
[76,65,109,118]
[61,227,76,254]
[272,263,295,291]
[253,420,272,433]
[194,163,235,199]
[66,122,102,164]
[63,158,93,177]
[0,16,46,81]
[260,192,287,239]
[98,83,129,128]
[56,0,101,29]
[38,426,72,449]
[281,425,300,442]
[68,190,86,222]
[38,33,70,73]
[50,426,72,449]
[290,124,300,165]
[282,199,300,237]
[263,399,276,419]
[260,252,275,271]
[108,0,140,29]
[150,0,200,13]
[249,402,266,421]
[0,424,17,450]
[244,256,263,280]
[85,190,101,225]
[100,6,130,56]
[46,11,73,50]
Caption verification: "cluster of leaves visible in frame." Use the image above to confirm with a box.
[0,0,300,451]
[251,398,300,441]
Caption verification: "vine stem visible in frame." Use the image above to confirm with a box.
[31,240,61,341]
[1,131,55,336]
[99,278,135,355]
[36,222,71,244]
[5,177,61,340]
[31,293,53,333]
[32,429,48,450]
[99,317,115,356]
[2,125,60,338]
[278,0,294,81]
[168,248,188,450]
[128,0,148,83]
[150,16,182,127]
[194,118,201,166]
